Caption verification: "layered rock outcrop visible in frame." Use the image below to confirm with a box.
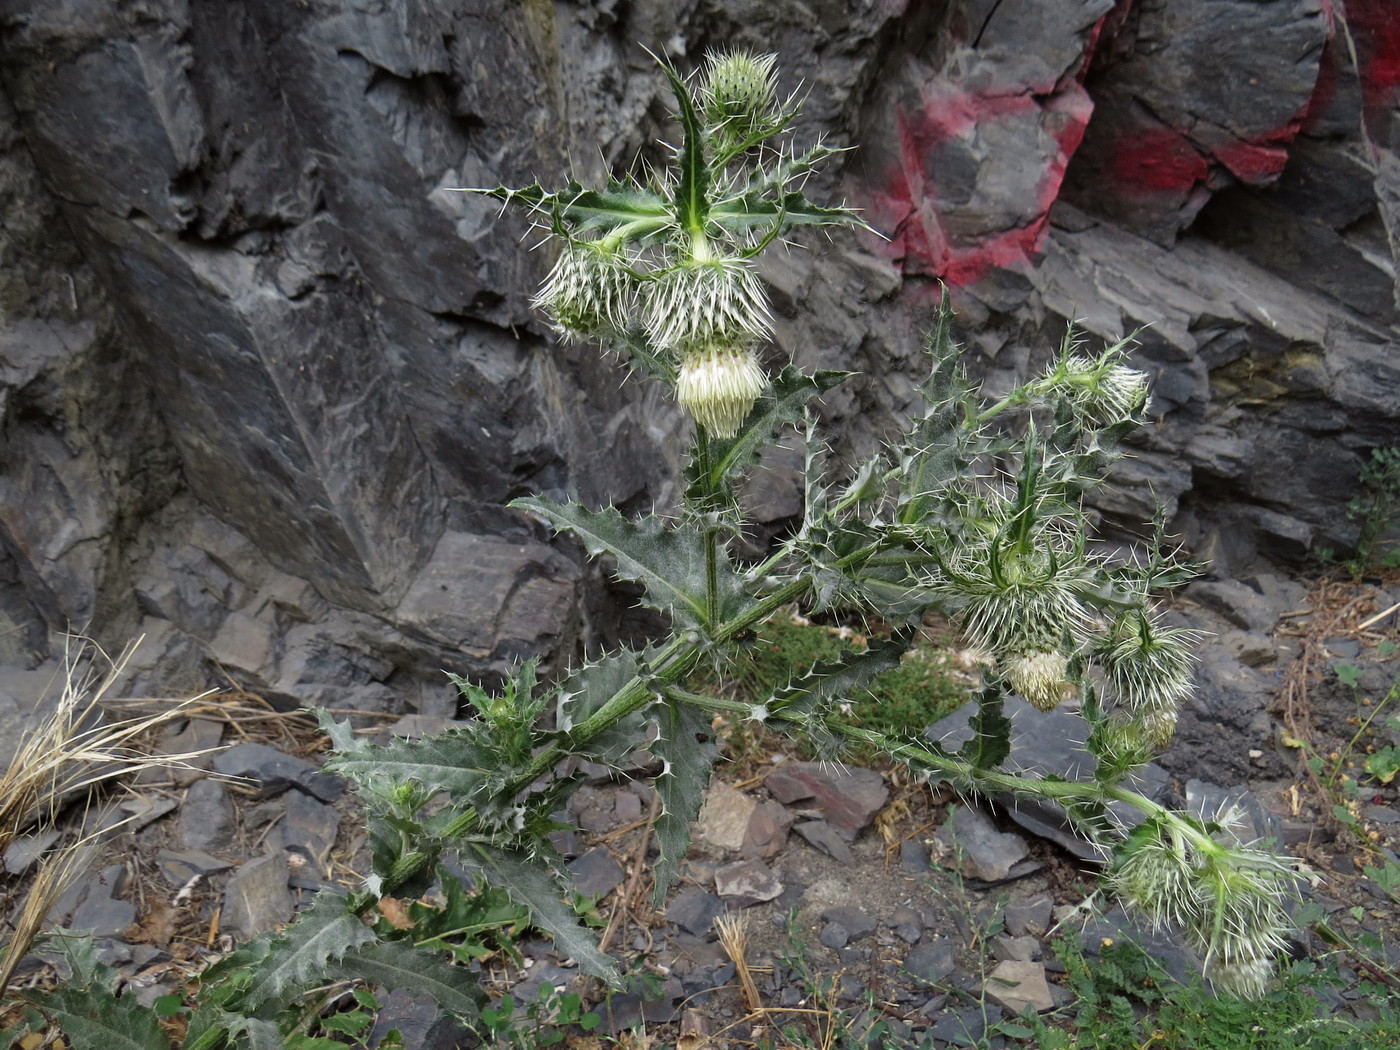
[0,0,1395,711]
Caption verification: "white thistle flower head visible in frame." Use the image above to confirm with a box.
[1056,355,1150,426]
[676,344,768,438]
[1109,834,1195,930]
[1136,703,1180,752]
[645,256,772,352]
[1100,610,1199,710]
[1003,650,1075,711]
[533,241,635,341]
[701,50,781,140]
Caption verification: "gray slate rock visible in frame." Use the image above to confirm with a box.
[794,820,857,866]
[1004,894,1054,938]
[765,762,888,834]
[666,888,725,937]
[178,777,235,851]
[277,788,340,867]
[69,869,136,939]
[222,852,292,938]
[213,742,344,801]
[903,939,957,983]
[156,849,233,886]
[567,847,625,899]
[821,905,877,941]
[2,830,61,875]
[936,805,1029,883]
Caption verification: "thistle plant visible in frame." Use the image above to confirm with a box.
[6,50,1300,1049]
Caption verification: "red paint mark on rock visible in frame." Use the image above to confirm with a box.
[873,82,1095,285]
[1112,127,1208,193]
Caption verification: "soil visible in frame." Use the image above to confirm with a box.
[3,571,1399,1047]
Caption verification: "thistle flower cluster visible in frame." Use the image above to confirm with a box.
[511,49,826,439]
[1110,816,1296,998]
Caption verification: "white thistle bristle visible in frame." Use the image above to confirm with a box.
[676,345,768,438]
[645,257,772,351]
[1003,650,1075,711]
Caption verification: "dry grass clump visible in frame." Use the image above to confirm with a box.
[0,636,217,993]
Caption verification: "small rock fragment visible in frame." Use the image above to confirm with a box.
[984,959,1054,1013]
[697,781,757,852]
[222,853,292,937]
[568,847,626,899]
[889,905,923,945]
[821,905,876,941]
[936,804,1029,882]
[742,800,795,860]
[156,849,233,886]
[1003,893,1054,937]
[764,762,887,833]
[667,888,726,936]
[903,940,956,983]
[178,778,236,851]
[794,820,856,866]
[714,859,783,906]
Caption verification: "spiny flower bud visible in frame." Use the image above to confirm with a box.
[957,576,1089,664]
[533,241,635,340]
[1136,704,1179,752]
[1052,355,1150,427]
[675,344,767,438]
[1003,650,1075,711]
[1186,850,1295,999]
[1094,714,1159,768]
[645,256,772,352]
[1100,611,1199,711]
[701,51,780,140]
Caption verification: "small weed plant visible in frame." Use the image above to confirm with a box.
[1348,448,1400,574]
[2,50,1313,1047]
[1025,934,1400,1050]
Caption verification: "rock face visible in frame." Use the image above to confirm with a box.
[0,1,1396,711]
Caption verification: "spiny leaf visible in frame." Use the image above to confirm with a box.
[324,939,487,1020]
[649,699,719,904]
[183,1009,281,1050]
[512,497,743,627]
[710,189,872,235]
[657,57,709,236]
[322,724,495,799]
[469,182,671,237]
[555,648,651,760]
[684,366,850,506]
[897,298,977,526]
[36,985,171,1050]
[958,681,1012,772]
[204,892,376,1013]
[770,632,911,724]
[460,843,620,985]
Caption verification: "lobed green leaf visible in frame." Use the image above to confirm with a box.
[512,497,743,628]
[323,939,486,1021]
[36,985,172,1050]
[649,698,719,903]
[202,892,376,1014]
[460,843,621,984]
